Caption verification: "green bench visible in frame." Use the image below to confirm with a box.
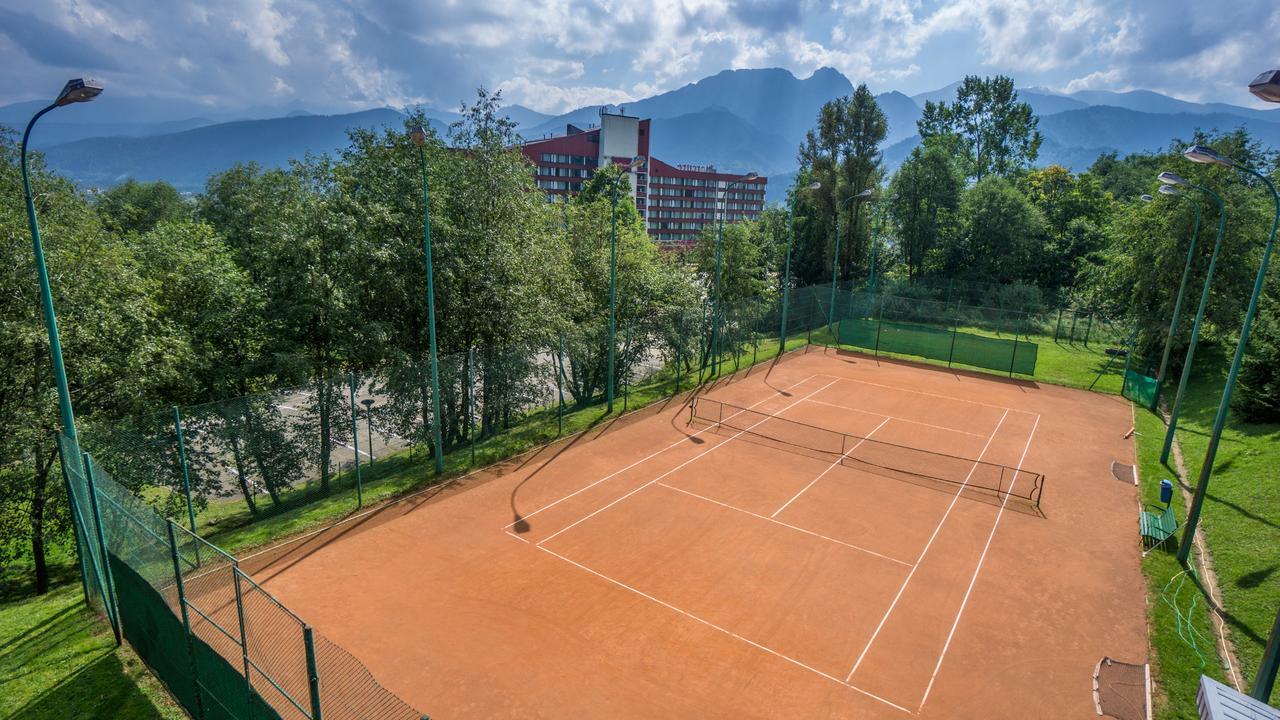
[1139,502,1179,554]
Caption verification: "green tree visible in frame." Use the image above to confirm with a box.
[1233,285,1280,422]
[918,75,1042,181]
[887,139,964,279]
[94,179,191,235]
[795,84,888,286]
[941,176,1046,284]
[0,135,177,593]
[1019,166,1113,289]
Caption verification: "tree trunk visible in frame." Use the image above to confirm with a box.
[30,472,49,594]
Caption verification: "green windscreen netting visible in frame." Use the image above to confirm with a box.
[1123,369,1159,409]
[833,291,1038,375]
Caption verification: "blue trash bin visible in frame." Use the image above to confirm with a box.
[1160,479,1173,505]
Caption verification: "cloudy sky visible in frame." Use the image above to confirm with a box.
[2,0,1278,116]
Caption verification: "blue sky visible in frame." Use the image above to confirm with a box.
[2,0,1277,115]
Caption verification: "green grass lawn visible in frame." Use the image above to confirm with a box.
[1132,404,1228,718]
[1159,345,1280,707]
[0,581,185,720]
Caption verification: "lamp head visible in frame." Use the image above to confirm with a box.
[409,126,427,146]
[807,181,822,191]
[1158,171,1190,187]
[855,188,874,199]
[1248,69,1280,103]
[743,171,759,180]
[1183,145,1232,167]
[1158,185,1183,196]
[55,78,103,106]
[1140,194,1154,203]
[625,155,646,171]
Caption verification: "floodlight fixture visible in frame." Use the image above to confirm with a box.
[409,126,427,146]
[54,78,103,106]
[1248,69,1280,103]
[1184,145,1233,167]
[1158,171,1191,187]
[1158,185,1183,196]
[1140,194,1154,202]
[807,181,822,190]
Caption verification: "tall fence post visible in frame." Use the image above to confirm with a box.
[1053,307,1063,342]
[467,347,477,466]
[172,406,199,549]
[82,452,122,645]
[555,334,565,436]
[231,567,255,716]
[1083,313,1094,347]
[947,305,960,367]
[873,295,885,357]
[303,625,324,720]
[1008,314,1022,377]
[166,520,207,720]
[347,373,363,508]
[56,445,92,607]
[1069,310,1079,345]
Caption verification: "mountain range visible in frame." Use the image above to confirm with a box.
[4,67,1277,202]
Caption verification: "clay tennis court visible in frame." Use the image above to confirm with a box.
[243,347,1147,719]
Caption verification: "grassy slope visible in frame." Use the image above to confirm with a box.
[0,584,185,720]
[1161,346,1280,707]
[1133,405,1228,718]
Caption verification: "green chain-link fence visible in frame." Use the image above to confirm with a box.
[59,429,423,720]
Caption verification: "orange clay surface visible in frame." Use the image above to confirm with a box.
[243,347,1146,719]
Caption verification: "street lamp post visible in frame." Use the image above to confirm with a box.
[606,156,646,413]
[779,181,823,349]
[22,79,103,442]
[828,189,873,336]
[1175,146,1280,579]
[410,126,445,475]
[1244,69,1280,704]
[708,171,760,377]
[1152,174,1226,465]
[1152,177,1203,395]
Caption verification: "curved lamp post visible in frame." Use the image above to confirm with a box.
[1154,173,1226,464]
[606,155,646,413]
[828,188,874,335]
[779,180,823,348]
[1175,145,1280,579]
[410,125,445,474]
[1245,67,1280,705]
[22,78,103,442]
[708,171,760,377]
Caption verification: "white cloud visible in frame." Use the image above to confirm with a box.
[2,0,1277,114]
[495,76,635,113]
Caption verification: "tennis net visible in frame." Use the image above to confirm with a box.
[690,397,1045,510]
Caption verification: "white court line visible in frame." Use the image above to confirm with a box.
[801,398,987,438]
[536,379,840,548]
[501,373,822,532]
[816,373,1035,416]
[504,530,530,544]
[916,413,1040,711]
[844,408,1011,682]
[654,482,911,567]
[340,440,371,456]
[771,417,892,519]
[537,544,912,715]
